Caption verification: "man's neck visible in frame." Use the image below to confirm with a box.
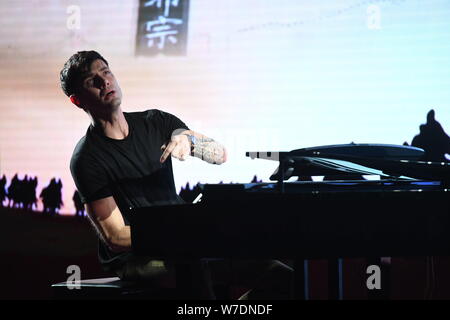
[91,109,129,140]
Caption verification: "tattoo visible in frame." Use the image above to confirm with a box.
[192,138,226,164]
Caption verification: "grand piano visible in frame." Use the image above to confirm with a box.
[129,144,450,299]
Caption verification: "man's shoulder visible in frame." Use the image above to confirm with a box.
[125,108,179,126]
[69,133,107,178]
[125,108,167,119]
[70,130,96,165]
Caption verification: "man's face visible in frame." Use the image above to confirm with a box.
[75,59,123,114]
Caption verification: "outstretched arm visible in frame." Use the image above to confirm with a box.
[160,129,227,165]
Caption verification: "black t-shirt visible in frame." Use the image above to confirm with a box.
[70,109,189,270]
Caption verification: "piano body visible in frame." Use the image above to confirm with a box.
[130,144,450,299]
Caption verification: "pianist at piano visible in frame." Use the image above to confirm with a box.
[62,50,294,299]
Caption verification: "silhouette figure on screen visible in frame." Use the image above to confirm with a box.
[251,175,262,183]
[0,174,7,207]
[22,174,29,208]
[73,190,85,217]
[40,178,64,215]
[2,174,38,211]
[178,182,202,203]
[411,109,450,162]
[23,175,38,211]
[40,180,52,215]
[7,174,20,208]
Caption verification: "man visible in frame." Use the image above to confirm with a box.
[61,51,291,299]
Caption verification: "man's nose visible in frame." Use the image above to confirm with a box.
[95,75,110,89]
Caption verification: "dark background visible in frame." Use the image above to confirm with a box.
[3,205,450,300]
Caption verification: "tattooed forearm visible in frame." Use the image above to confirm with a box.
[192,138,227,164]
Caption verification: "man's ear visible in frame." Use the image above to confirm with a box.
[69,94,82,108]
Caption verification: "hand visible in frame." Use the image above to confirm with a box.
[160,134,191,163]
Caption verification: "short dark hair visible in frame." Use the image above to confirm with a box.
[60,51,109,97]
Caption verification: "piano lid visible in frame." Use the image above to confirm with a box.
[246,143,425,162]
[245,143,450,181]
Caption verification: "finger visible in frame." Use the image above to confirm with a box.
[173,143,191,161]
[161,144,166,150]
[160,141,176,163]
[160,142,175,162]
[171,144,184,158]
[177,150,188,161]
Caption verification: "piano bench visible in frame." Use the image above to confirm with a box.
[51,277,181,300]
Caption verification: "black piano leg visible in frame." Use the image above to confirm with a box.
[328,259,337,300]
[293,259,308,300]
[328,258,343,300]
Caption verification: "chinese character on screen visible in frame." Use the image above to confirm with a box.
[136,0,189,56]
